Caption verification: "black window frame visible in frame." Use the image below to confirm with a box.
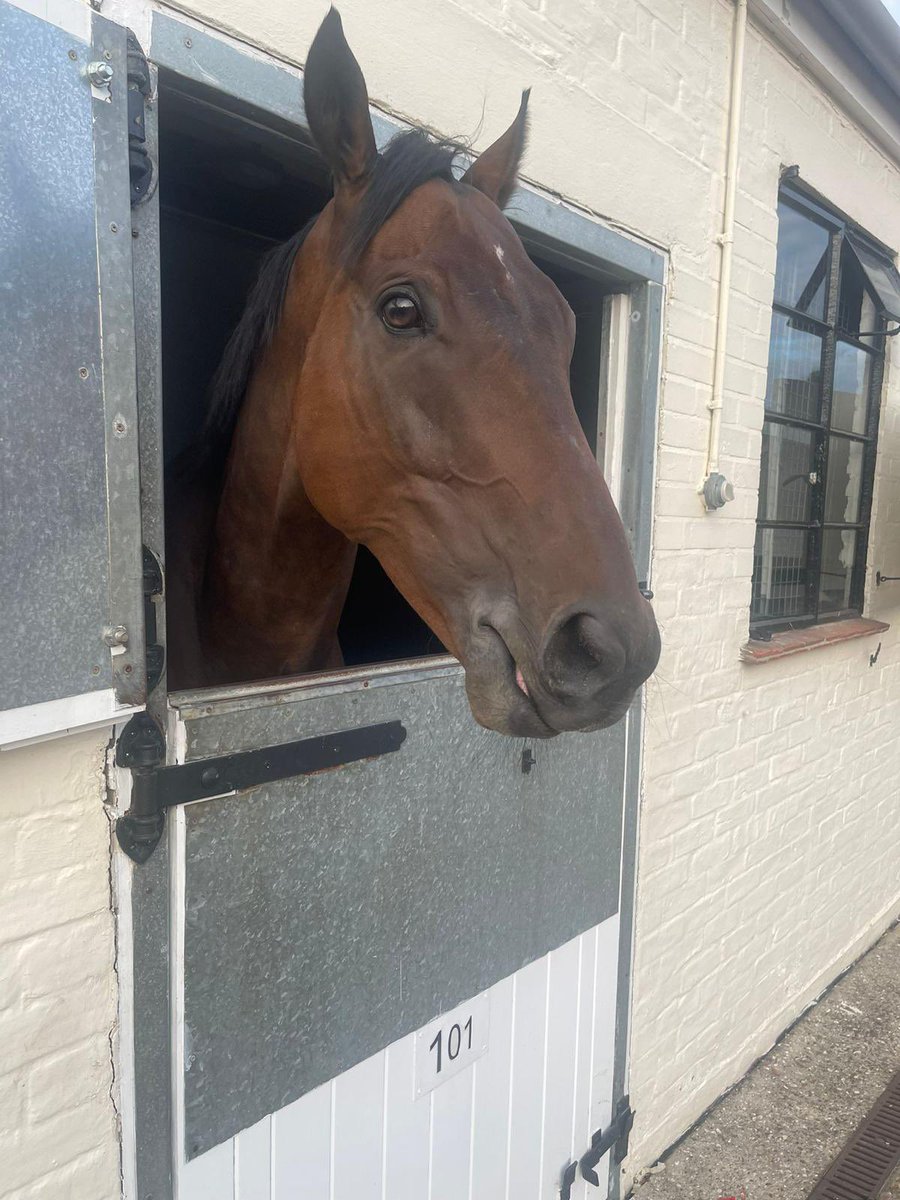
[750,182,891,636]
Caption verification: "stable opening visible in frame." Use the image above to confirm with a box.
[158,81,611,676]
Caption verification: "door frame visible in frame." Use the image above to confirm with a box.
[119,13,665,1199]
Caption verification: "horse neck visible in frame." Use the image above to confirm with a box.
[202,259,356,683]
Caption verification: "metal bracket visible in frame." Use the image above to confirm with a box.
[579,1096,634,1186]
[125,29,153,205]
[115,717,407,863]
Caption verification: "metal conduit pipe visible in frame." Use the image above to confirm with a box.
[701,0,748,511]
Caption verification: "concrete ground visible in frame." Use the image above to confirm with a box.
[630,920,900,1200]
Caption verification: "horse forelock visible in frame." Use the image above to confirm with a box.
[202,128,467,462]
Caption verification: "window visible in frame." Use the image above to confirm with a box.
[751,184,900,633]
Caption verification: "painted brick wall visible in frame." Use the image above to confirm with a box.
[628,6,900,1170]
[0,731,121,1200]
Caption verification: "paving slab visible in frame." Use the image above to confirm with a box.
[630,920,900,1200]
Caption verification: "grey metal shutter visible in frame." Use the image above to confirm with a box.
[0,1,144,744]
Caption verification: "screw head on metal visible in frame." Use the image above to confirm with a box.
[103,624,129,647]
[86,60,114,87]
[78,366,89,379]
[68,49,78,60]
[109,222,119,233]
[184,37,193,48]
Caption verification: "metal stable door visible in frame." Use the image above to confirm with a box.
[121,18,663,1198]
[0,0,146,745]
[166,661,634,1200]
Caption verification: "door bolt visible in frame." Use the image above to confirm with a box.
[86,61,114,88]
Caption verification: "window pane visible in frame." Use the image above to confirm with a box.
[837,241,878,336]
[819,528,857,612]
[773,202,829,319]
[752,527,811,620]
[757,422,815,523]
[765,313,823,423]
[824,437,863,524]
[831,341,872,434]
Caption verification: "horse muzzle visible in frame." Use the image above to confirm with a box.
[464,600,660,738]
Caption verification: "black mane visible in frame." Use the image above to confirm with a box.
[204,128,465,455]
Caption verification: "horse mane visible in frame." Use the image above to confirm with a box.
[204,128,466,456]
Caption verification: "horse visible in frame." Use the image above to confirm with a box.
[165,7,660,738]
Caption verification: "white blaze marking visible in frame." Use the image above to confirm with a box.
[494,243,513,281]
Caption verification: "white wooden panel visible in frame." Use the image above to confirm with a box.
[383,1036,430,1200]
[429,1065,474,1200]
[572,928,599,1200]
[540,935,582,1197]
[506,954,549,1200]
[271,1080,331,1200]
[235,1116,271,1200]
[179,1138,234,1199]
[332,1052,385,1200]
[577,916,620,1200]
[469,975,514,1200]
[591,917,620,1127]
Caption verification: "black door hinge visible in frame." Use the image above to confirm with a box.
[115,717,407,864]
[126,29,153,205]
[560,1097,634,1197]
[142,545,165,694]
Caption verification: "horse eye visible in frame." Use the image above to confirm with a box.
[380,292,425,333]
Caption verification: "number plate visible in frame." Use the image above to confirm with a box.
[414,992,490,1097]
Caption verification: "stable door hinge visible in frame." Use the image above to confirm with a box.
[560,1097,634,1198]
[114,718,407,864]
[142,545,164,694]
[125,29,153,205]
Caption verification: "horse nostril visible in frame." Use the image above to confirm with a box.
[541,612,624,703]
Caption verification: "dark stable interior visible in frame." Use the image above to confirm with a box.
[158,82,608,671]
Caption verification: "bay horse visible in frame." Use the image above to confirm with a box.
[166,8,660,738]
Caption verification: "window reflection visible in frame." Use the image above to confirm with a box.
[831,342,871,435]
[824,437,863,525]
[819,529,856,612]
[773,202,829,319]
[764,312,822,423]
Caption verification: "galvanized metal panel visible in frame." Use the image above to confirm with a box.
[0,3,111,709]
[0,2,144,714]
[177,670,625,1156]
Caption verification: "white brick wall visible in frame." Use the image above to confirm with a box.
[0,731,120,1200]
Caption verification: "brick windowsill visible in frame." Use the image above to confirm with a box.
[740,617,890,664]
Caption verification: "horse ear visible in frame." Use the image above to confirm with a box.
[303,8,377,192]
[461,89,530,209]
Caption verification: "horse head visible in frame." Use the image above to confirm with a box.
[208,9,660,737]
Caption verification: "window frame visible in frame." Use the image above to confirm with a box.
[751,183,889,636]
